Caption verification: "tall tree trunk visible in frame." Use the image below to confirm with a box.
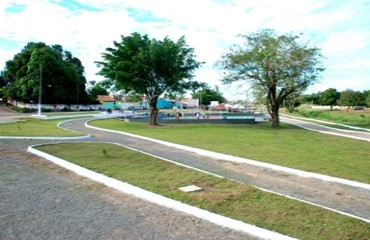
[149,98,159,126]
[268,87,280,128]
[271,102,280,128]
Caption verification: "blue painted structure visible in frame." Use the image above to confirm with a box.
[157,98,175,109]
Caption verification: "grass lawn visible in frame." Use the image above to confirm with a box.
[0,118,85,137]
[35,142,370,240]
[88,119,370,184]
[45,111,100,116]
[286,108,370,129]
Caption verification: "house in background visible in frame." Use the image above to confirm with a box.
[97,95,120,110]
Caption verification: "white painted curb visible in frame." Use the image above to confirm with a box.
[281,115,370,132]
[86,123,370,191]
[281,116,370,142]
[27,145,296,240]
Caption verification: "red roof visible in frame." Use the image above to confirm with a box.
[97,95,115,103]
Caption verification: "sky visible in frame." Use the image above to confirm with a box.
[1,0,369,101]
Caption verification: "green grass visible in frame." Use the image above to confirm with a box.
[0,118,84,136]
[287,108,370,129]
[88,119,370,184]
[35,142,370,240]
[45,111,100,116]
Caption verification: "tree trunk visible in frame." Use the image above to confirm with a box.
[271,102,280,128]
[149,98,159,126]
[267,87,280,128]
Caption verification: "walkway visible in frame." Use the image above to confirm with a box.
[60,119,370,222]
[0,139,258,239]
[281,116,370,142]
[1,107,370,239]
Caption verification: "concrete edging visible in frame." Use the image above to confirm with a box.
[85,122,370,191]
[27,145,296,240]
[281,114,370,132]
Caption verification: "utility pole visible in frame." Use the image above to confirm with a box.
[37,64,42,115]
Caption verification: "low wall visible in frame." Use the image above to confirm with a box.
[7,100,101,111]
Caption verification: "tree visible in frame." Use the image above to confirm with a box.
[301,92,320,105]
[1,42,88,105]
[87,82,109,103]
[362,90,370,107]
[96,33,203,125]
[319,88,340,110]
[218,29,324,127]
[338,89,366,109]
[191,85,227,105]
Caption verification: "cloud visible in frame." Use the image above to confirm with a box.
[1,0,370,100]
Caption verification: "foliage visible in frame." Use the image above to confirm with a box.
[319,88,340,109]
[218,29,324,127]
[191,84,227,105]
[288,107,370,129]
[338,89,366,108]
[96,32,203,125]
[0,42,89,104]
[364,90,370,107]
[87,81,108,103]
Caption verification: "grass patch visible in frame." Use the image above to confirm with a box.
[45,111,100,116]
[287,108,370,129]
[0,118,84,137]
[35,142,370,240]
[88,119,370,184]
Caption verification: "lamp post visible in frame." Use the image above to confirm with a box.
[37,64,42,116]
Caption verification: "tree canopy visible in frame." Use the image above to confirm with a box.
[338,89,366,108]
[96,32,203,125]
[1,42,88,104]
[218,29,324,127]
[319,88,340,110]
[192,85,227,105]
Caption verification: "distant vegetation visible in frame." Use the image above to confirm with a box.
[294,88,370,110]
[287,106,370,129]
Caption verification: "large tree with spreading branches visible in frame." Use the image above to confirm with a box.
[96,32,203,125]
[218,29,324,127]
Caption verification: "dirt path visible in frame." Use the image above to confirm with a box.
[60,119,370,222]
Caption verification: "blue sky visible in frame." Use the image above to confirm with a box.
[1,0,369,100]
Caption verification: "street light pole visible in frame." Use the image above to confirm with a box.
[37,64,42,115]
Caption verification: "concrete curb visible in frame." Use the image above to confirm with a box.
[281,116,370,142]
[86,122,370,191]
[27,145,296,240]
[281,115,370,132]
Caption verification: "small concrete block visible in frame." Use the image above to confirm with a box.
[179,185,202,192]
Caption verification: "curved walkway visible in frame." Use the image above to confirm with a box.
[281,116,370,142]
[1,139,260,240]
[58,119,370,222]
[1,109,370,239]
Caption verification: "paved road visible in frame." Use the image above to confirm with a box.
[0,106,261,240]
[59,119,370,222]
[281,116,370,141]
[0,140,260,240]
[1,107,370,239]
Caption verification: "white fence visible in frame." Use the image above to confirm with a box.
[8,100,101,111]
